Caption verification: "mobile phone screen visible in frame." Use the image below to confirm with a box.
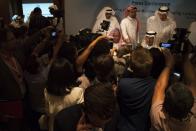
[173,72,181,77]
[160,43,172,48]
[51,32,56,37]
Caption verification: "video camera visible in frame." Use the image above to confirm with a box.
[160,28,193,54]
[69,28,113,79]
[69,28,112,51]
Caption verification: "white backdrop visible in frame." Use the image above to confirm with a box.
[64,0,196,39]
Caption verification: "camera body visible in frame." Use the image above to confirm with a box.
[69,28,113,79]
[160,28,192,54]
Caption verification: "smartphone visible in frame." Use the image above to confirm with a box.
[160,42,172,48]
[173,72,181,78]
[51,31,57,37]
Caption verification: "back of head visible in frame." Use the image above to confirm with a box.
[130,47,153,77]
[163,82,194,120]
[93,54,115,82]
[29,7,50,35]
[57,42,78,64]
[47,58,75,96]
[33,7,42,15]
[91,38,113,58]
[84,83,116,120]
[149,48,165,79]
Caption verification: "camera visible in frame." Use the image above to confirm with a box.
[51,31,57,37]
[50,28,57,39]
[100,20,110,31]
[163,28,193,54]
[70,28,101,50]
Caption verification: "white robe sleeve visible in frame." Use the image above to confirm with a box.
[162,20,176,35]
[120,19,129,40]
[113,17,120,29]
[92,19,102,33]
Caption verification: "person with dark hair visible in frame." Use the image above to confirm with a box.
[57,42,78,65]
[117,47,156,131]
[0,28,26,131]
[92,6,120,35]
[76,35,110,79]
[42,58,84,131]
[28,7,50,35]
[130,47,153,77]
[149,48,165,79]
[54,82,116,131]
[93,54,115,84]
[163,83,194,119]
[76,34,116,90]
[48,4,64,31]
[150,49,195,131]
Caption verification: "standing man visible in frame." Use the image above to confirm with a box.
[49,4,64,31]
[147,6,176,46]
[120,5,140,49]
[92,6,120,35]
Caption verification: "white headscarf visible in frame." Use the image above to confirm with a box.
[154,6,175,21]
[96,6,115,20]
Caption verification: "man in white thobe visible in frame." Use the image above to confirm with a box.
[92,6,120,36]
[120,5,140,49]
[147,6,176,46]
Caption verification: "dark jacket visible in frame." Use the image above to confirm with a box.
[117,76,156,131]
[0,57,22,100]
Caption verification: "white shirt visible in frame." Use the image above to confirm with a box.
[120,16,139,45]
[44,87,84,131]
[147,12,176,46]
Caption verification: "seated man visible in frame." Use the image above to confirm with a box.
[141,31,157,49]
[54,83,117,131]
[92,6,120,35]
